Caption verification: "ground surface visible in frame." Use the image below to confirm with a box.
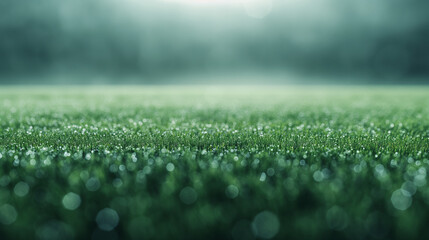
[0,86,428,240]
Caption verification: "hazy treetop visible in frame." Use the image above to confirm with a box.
[1,0,428,84]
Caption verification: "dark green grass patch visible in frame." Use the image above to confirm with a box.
[0,86,428,240]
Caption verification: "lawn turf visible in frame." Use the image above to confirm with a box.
[0,86,428,240]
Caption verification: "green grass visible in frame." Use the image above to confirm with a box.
[0,86,428,240]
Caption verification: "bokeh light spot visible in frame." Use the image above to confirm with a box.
[14,181,30,197]
[179,187,198,205]
[251,211,279,239]
[86,177,101,192]
[391,189,412,211]
[62,192,81,210]
[96,208,120,231]
[0,204,18,225]
[166,163,175,172]
[225,185,240,199]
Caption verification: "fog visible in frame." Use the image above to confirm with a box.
[1,0,428,84]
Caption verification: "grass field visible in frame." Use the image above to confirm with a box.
[0,86,428,240]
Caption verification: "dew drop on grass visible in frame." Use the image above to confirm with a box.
[401,181,416,196]
[96,208,119,231]
[251,211,279,239]
[112,178,123,188]
[62,192,81,210]
[43,159,51,166]
[13,159,19,167]
[313,170,324,182]
[259,172,266,182]
[131,154,137,162]
[391,189,412,210]
[109,165,118,173]
[143,166,152,174]
[179,187,197,205]
[86,177,100,192]
[414,175,427,187]
[136,171,146,184]
[0,204,18,225]
[14,181,29,197]
[225,185,239,199]
[119,165,126,171]
[166,163,175,172]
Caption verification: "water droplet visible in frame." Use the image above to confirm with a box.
[0,204,17,225]
[391,189,412,210]
[62,192,81,210]
[251,211,279,239]
[259,172,266,182]
[113,178,123,188]
[179,187,197,205]
[225,185,239,199]
[30,159,36,166]
[166,163,175,172]
[86,177,100,192]
[313,170,324,182]
[14,181,30,197]
[96,208,119,231]
[401,181,416,196]
[414,175,426,187]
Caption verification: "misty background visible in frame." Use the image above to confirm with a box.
[0,0,428,84]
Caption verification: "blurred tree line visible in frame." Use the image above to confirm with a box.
[0,0,428,83]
